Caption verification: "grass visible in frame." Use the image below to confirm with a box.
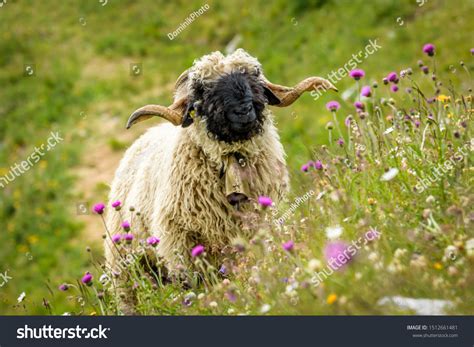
[0,0,472,314]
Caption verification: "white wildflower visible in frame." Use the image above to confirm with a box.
[260,304,271,314]
[307,259,322,272]
[384,127,394,134]
[325,225,343,239]
[17,292,26,303]
[381,168,399,181]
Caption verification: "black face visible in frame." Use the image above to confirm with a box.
[184,72,280,143]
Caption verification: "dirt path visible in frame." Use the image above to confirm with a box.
[73,113,138,243]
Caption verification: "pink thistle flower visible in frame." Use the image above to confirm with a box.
[387,72,398,83]
[391,85,399,92]
[361,85,371,97]
[191,245,205,258]
[324,241,352,270]
[337,138,344,147]
[314,160,323,170]
[326,101,340,112]
[93,203,105,215]
[282,240,294,252]
[58,284,69,291]
[121,220,131,231]
[258,196,273,207]
[301,163,310,172]
[146,236,160,247]
[354,101,364,110]
[111,200,121,210]
[421,65,429,74]
[123,233,134,244]
[414,120,421,128]
[111,234,121,244]
[471,48,474,55]
[81,272,93,286]
[423,43,435,56]
[349,69,365,80]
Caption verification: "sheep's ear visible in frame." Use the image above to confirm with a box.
[263,86,281,105]
[181,103,195,128]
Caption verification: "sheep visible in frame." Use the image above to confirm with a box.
[104,49,336,313]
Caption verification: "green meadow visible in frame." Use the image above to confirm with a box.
[0,0,472,314]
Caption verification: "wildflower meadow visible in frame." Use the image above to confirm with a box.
[0,0,472,317]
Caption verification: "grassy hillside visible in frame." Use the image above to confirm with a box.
[0,0,472,314]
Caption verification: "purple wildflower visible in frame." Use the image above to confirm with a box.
[387,72,398,83]
[282,240,294,252]
[225,291,237,302]
[423,43,435,56]
[471,48,474,55]
[301,163,309,172]
[111,234,121,244]
[314,160,323,170]
[382,77,388,85]
[391,85,399,92]
[81,272,93,286]
[111,200,121,209]
[146,236,160,247]
[324,241,352,270]
[121,220,131,231]
[354,101,364,110]
[349,69,365,80]
[361,85,371,97]
[326,101,340,112]
[337,138,344,147]
[219,265,227,275]
[58,284,69,291]
[123,233,134,244]
[421,65,429,74]
[191,245,205,258]
[414,120,421,128]
[258,196,273,207]
[93,203,105,215]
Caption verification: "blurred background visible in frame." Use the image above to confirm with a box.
[0,0,472,314]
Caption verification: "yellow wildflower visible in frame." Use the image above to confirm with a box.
[327,293,338,305]
[437,95,450,103]
[434,262,443,270]
[27,234,39,245]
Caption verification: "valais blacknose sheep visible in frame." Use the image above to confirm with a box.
[105,49,336,312]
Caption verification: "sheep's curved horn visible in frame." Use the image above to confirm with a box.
[264,76,338,107]
[126,96,188,129]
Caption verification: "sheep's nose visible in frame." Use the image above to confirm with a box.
[241,110,256,123]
